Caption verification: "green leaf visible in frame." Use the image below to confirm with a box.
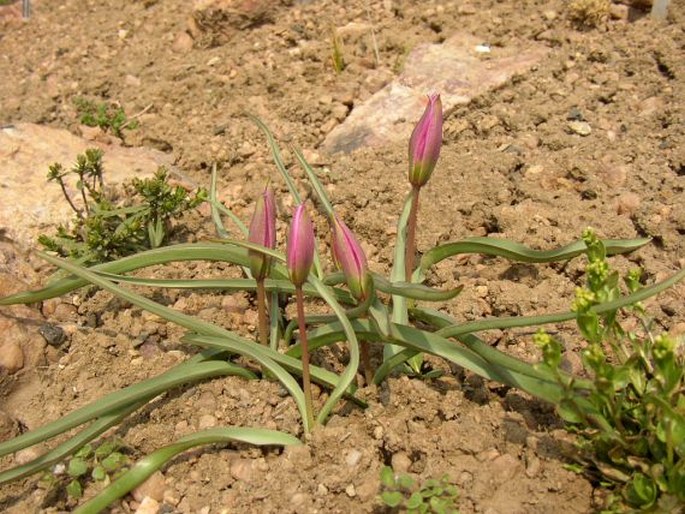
[67,458,89,478]
[380,466,396,488]
[384,192,414,364]
[557,399,584,424]
[0,357,248,465]
[91,465,107,481]
[66,478,83,499]
[94,440,118,459]
[407,491,424,509]
[73,427,300,514]
[75,444,93,459]
[381,491,404,508]
[101,452,126,472]
[397,473,415,490]
[623,473,657,508]
[420,236,651,277]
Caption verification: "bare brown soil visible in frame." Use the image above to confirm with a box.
[0,1,684,513]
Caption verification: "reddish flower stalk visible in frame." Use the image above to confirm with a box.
[405,93,443,282]
[248,185,277,346]
[287,204,316,428]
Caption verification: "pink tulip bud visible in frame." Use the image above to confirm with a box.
[408,93,443,188]
[287,204,315,288]
[247,186,277,281]
[331,216,371,301]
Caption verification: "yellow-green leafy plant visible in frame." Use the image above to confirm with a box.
[535,230,685,511]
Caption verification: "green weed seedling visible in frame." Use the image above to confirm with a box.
[74,97,138,138]
[40,439,128,501]
[39,149,206,264]
[535,229,685,511]
[330,27,345,73]
[380,466,459,514]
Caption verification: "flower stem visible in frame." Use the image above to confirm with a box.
[256,279,269,347]
[405,185,421,282]
[295,286,315,430]
[360,340,372,386]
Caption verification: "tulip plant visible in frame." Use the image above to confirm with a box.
[0,100,684,513]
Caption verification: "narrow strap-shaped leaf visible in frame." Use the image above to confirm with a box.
[420,236,651,276]
[0,401,146,485]
[73,427,301,514]
[0,243,253,305]
[249,115,301,203]
[183,333,364,408]
[307,276,360,425]
[0,358,249,458]
[283,292,372,345]
[411,307,576,385]
[384,192,414,363]
[372,272,463,301]
[293,146,335,218]
[421,267,685,340]
[209,163,229,238]
[183,334,310,432]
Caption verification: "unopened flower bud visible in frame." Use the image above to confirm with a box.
[331,216,371,301]
[408,93,443,188]
[287,204,315,288]
[247,185,277,281]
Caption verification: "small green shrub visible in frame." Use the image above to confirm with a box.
[39,149,207,263]
[536,229,685,511]
[379,466,459,514]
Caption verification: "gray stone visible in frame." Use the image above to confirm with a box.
[322,33,549,154]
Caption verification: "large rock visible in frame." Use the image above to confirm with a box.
[322,33,549,154]
[0,123,173,248]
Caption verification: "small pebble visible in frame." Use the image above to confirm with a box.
[0,340,24,373]
[39,323,66,347]
[198,414,217,429]
[345,483,356,497]
[132,471,166,502]
[345,449,362,467]
[230,459,253,481]
[567,120,592,136]
[391,452,412,473]
[133,496,159,514]
[617,192,641,215]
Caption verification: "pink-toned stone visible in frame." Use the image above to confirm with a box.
[0,339,24,373]
[323,33,549,153]
[0,123,173,248]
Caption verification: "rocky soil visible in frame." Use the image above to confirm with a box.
[0,0,684,513]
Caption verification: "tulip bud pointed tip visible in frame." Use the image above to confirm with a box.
[408,92,443,188]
